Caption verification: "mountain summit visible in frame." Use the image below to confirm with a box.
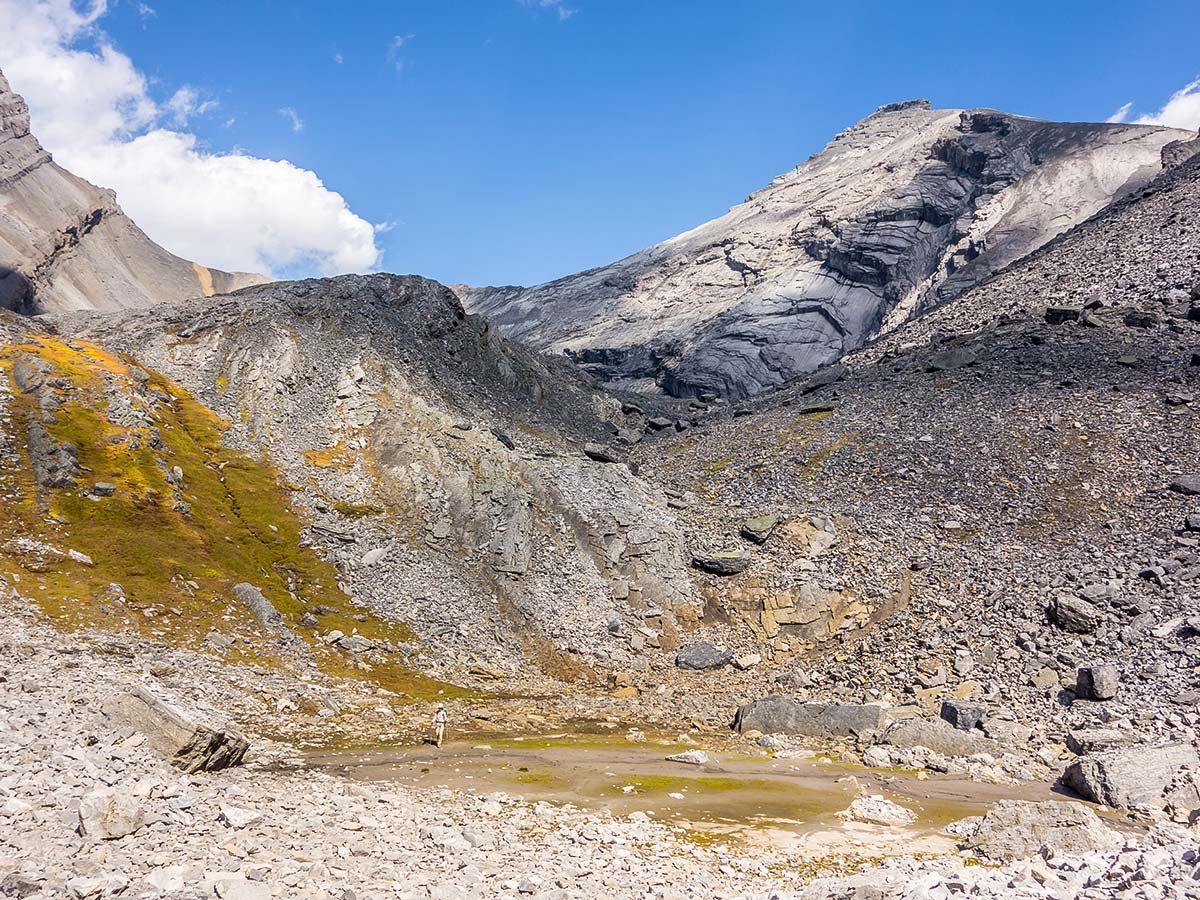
[459,100,1193,398]
[0,68,268,315]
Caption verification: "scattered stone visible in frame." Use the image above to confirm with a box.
[91,482,116,497]
[1169,474,1200,496]
[666,750,711,766]
[232,583,284,630]
[1048,594,1099,633]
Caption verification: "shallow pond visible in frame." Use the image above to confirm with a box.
[303,733,1065,857]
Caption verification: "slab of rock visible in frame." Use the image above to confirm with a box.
[927,346,977,371]
[691,551,751,576]
[583,443,621,464]
[1066,728,1135,755]
[674,641,732,670]
[103,686,249,773]
[877,718,1001,758]
[836,795,916,826]
[1062,743,1200,810]
[739,514,780,544]
[1048,594,1100,633]
[734,697,886,741]
[1045,305,1082,325]
[78,788,146,840]
[666,749,711,766]
[1163,768,1200,826]
[1169,475,1200,496]
[955,800,1121,862]
[1075,664,1119,701]
[232,582,283,629]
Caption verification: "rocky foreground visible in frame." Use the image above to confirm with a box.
[3,590,1199,900]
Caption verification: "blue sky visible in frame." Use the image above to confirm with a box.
[10,0,1200,286]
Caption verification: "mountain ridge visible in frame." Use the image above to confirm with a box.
[0,68,270,315]
[458,99,1193,399]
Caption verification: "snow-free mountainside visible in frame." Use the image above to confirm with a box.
[3,59,1200,900]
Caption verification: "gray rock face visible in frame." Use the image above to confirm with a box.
[0,68,267,314]
[459,102,1189,399]
[102,686,249,773]
[674,641,732,670]
[1062,743,1200,810]
[77,788,146,840]
[956,800,1121,862]
[733,696,886,740]
[940,699,986,731]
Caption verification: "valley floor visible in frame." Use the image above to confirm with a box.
[3,598,1198,900]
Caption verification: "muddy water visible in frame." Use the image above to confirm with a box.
[305,734,1064,857]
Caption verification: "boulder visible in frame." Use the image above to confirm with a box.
[691,551,751,576]
[739,514,780,544]
[674,641,732,670]
[92,482,116,497]
[1075,664,1119,701]
[1048,594,1099,633]
[78,788,146,840]
[955,800,1121,862]
[103,686,249,773]
[733,697,886,741]
[232,583,283,629]
[939,699,986,732]
[583,443,621,464]
[926,346,977,371]
[877,718,1001,758]
[1062,743,1200,810]
[1169,475,1200,496]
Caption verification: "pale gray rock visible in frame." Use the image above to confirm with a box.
[877,718,1001,757]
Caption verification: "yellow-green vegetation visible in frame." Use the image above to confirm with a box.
[0,335,464,702]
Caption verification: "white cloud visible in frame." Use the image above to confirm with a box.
[1105,101,1132,124]
[0,0,381,277]
[519,0,575,20]
[1133,78,1200,131]
[136,2,154,17]
[333,52,344,65]
[277,106,304,133]
[166,86,218,126]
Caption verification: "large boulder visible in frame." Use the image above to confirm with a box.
[691,551,751,576]
[674,641,732,670]
[955,800,1122,862]
[733,696,886,741]
[103,686,249,773]
[1062,743,1200,810]
[1075,664,1119,701]
[877,718,1001,758]
[232,583,284,629]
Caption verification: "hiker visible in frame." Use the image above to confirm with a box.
[432,702,448,747]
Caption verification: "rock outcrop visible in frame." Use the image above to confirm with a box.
[0,68,268,315]
[460,101,1192,399]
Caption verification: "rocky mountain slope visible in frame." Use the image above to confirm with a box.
[459,100,1193,399]
[0,68,267,316]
